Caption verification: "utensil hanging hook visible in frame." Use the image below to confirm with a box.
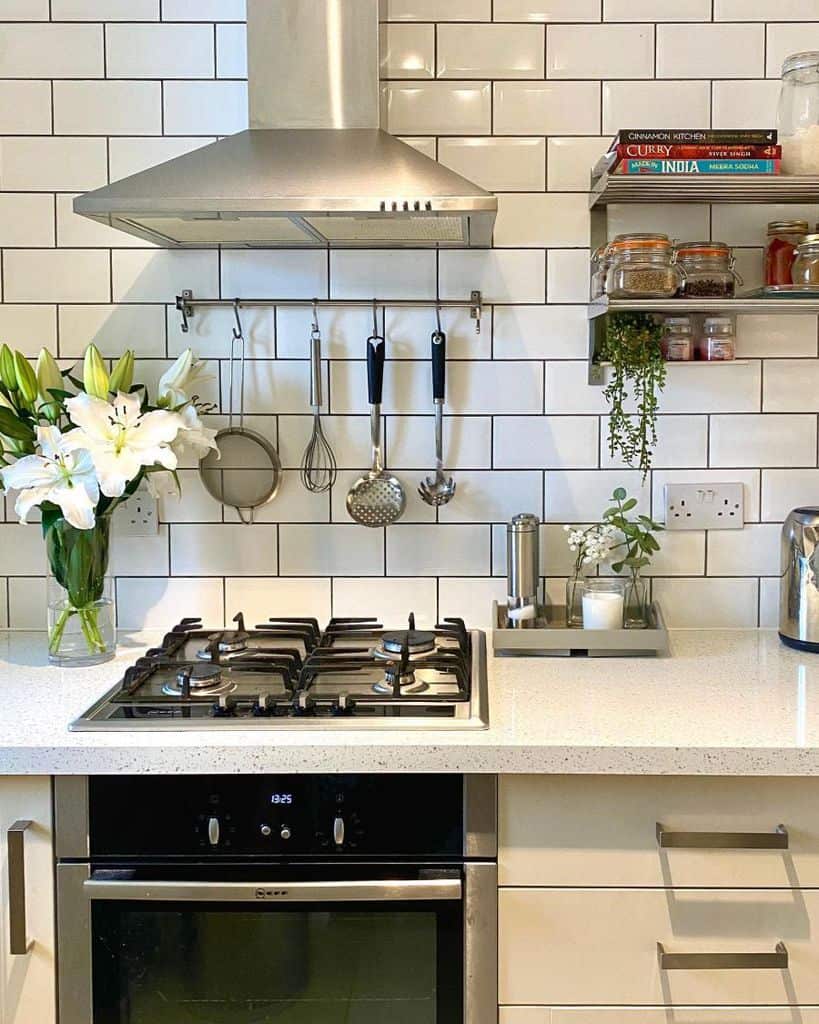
[372,298,379,339]
[311,298,320,338]
[435,301,442,335]
[232,298,243,341]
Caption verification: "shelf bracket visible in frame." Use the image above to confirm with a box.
[176,290,194,334]
[588,312,606,386]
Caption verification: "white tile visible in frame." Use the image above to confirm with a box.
[218,359,319,415]
[439,137,545,192]
[110,525,169,576]
[216,23,247,78]
[7,578,45,630]
[399,136,436,159]
[158,470,222,524]
[657,24,764,79]
[436,470,542,524]
[385,0,490,20]
[449,361,543,415]
[0,81,52,134]
[383,306,492,360]
[277,306,370,360]
[163,82,248,136]
[767,24,819,78]
[113,250,219,303]
[0,194,53,248]
[736,316,818,359]
[716,0,819,19]
[494,0,600,20]
[222,250,327,300]
[54,0,158,16]
[4,250,110,303]
[59,305,165,359]
[545,361,610,414]
[439,577,506,629]
[387,415,492,469]
[608,530,705,577]
[278,415,372,471]
[333,578,438,628]
[168,304,275,359]
[229,470,330,525]
[171,524,277,576]
[712,204,819,248]
[162,0,245,18]
[224,578,331,624]
[607,203,711,242]
[652,470,761,525]
[0,23,103,77]
[495,194,589,248]
[0,526,46,575]
[547,137,608,191]
[712,81,781,130]
[382,82,491,136]
[330,361,424,416]
[0,138,108,191]
[548,25,653,80]
[605,0,709,17]
[762,470,819,522]
[760,577,780,628]
[106,23,214,78]
[56,194,145,248]
[764,359,819,412]
[438,24,544,79]
[494,82,600,136]
[0,579,8,628]
[545,469,648,522]
[708,523,781,577]
[0,0,48,17]
[54,81,161,136]
[109,137,215,180]
[603,81,711,134]
[331,250,436,301]
[441,250,546,304]
[0,307,56,355]
[116,578,224,630]
[711,414,817,468]
[495,416,598,469]
[280,525,384,576]
[651,578,759,629]
[601,415,709,470]
[380,24,434,79]
[387,524,490,575]
[493,305,587,360]
[547,250,590,303]
[657,361,762,415]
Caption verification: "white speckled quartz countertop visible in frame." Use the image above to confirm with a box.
[2,628,819,775]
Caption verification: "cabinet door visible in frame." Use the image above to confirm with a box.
[0,777,56,1024]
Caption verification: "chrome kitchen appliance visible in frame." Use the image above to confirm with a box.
[780,506,819,652]
[55,774,497,1024]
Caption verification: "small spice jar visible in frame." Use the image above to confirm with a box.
[590,244,611,299]
[792,233,819,286]
[662,316,693,361]
[700,316,736,361]
[766,220,809,285]
[674,241,741,298]
[606,233,680,298]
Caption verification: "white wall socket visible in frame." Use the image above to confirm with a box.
[115,481,160,537]
[663,482,744,531]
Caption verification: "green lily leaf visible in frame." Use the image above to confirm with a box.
[0,407,34,441]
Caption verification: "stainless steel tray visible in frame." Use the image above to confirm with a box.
[492,601,669,658]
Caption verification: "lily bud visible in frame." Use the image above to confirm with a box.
[0,344,17,392]
[13,351,38,407]
[158,348,196,408]
[36,349,63,423]
[108,350,135,394]
[82,344,109,400]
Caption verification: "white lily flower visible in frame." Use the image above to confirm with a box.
[171,402,219,461]
[0,425,99,530]
[64,391,184,499]
[158,349,212,409]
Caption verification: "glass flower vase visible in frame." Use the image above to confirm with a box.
[565,572,588,627]
[45,516,116,665]
[623,571,649,629]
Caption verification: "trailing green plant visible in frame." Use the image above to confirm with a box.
[601,312,666,479]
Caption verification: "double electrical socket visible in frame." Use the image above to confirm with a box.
[115,481,159,537]
[663,482,744,531]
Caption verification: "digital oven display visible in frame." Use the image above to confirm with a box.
[270,793,294,805]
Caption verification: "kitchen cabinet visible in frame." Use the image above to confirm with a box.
[0,777,55,1024]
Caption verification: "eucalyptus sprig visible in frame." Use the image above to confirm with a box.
[603,487,663,575]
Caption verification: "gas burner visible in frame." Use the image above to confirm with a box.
[161,664,237,698]
[380,628,436,657]
[371,614,433,694]
[196,613,250,661]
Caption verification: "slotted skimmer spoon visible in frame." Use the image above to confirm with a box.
[346,323,406,527]
[418,325,456,507]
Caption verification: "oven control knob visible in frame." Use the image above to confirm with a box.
[280,825,292,841]
[260,824,272,837]
[333,815,345,846]
[207,816,220,846]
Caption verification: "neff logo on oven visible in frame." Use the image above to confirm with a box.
[255,888,289,898]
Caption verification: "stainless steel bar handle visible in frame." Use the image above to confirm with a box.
[84,876,462,903]
[658,941,788,971]
[656,822,789,849]
[8,819,32,956]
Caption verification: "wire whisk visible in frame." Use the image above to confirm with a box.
[300,300,338,494]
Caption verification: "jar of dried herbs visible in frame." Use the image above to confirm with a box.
[674,241,741,298]
[606,234,680,298]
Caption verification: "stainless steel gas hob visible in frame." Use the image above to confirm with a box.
[71,613,489,730]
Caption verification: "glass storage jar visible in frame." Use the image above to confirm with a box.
[792,233,819,285]
[674,241,740,298]
[766,220,809,285]
[606,234,681,298]
[661,316,693,361]
[700,316,736,362]
[590,244,611,299]
[778,51,819,173]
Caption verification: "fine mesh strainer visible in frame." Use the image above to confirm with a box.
[345,319,406,528]
[200,300,281,524]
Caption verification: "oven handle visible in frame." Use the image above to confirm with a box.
[83,875,462,903]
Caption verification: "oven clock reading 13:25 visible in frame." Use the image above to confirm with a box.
[271,793,294,805]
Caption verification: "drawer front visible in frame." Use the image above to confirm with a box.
[501,1013,819,1024]
[500,887,819,1006]
[500,776,819,887]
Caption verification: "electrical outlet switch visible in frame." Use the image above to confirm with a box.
[664,482,744,531]
[115,482,160,537]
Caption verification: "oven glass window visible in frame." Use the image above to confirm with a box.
[92,901,462,1023]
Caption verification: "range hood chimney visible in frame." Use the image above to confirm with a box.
[73,0,497,248]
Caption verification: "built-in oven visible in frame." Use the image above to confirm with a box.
[55,774,497,1024]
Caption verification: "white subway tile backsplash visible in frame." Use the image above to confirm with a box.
[547,137,608,191]
[601,415,709,470]
[710,414,817,468]
[605,0,710,18]
[545,469,647,522]
[493,305,587,360]
[495,416,598,469]
[56,194,145,248]
[113,250,219,303]
[0,306,57,355]
[715,0,819,19]
[0,138,108,191]
[60,304,165,358]
[625,530,706,577]
[106,23,214,78]
[767,25,819,78]
[545,361,610,414]
[438,577,507,629]
[54,81,162,135]
[652,578,759,628]
[657,24,764,79]
[53,0,159,17]
[493,0,600,20]
[607,203,711,243]
[163,82,249,135]
[216,24,247,79]
[448,361,543,414]
[708,523,781,577]
[387,415,493,469]
[762,470,819,522]
[4,250,110,303]
[494,81,600,135]
[108,137,214,179]
[220,359,319,415]
[383,306,492,360]
[0,81,52,135]
[224,578,331,623]
[0,24,103,78]
[0,0,48,17]
[333,578,438,628]
[385,0,490,20]
[387,524,490,576]
[736,315,819,359]
[278,416,369,471]
[495,193,589,248]
[380,24,435,79]
[111,524,170,576]
[652,470,761,525]
[439,137,546,191]
[171,525,278,576]
[161,0,245,18]
[712,80,781,130]
[764,359,819,412]
[280,525,384,577]
[222,250,327,301]
[603,81,711,134]
[441,250,546,304]
[7,578,43,629]
[759,577,779,628]
[0,194,54,248]
[547,249,590,303]
[437,24,544,79]
[657,362,762,415]
[548,25,654,80]
[331,251,436,300]
[382,82,491,135]
[0,527,48,575]
[712,205,819,248]
[332,468,434,525]
[158,470,221,524]
[117,578,224,630]
[438,470,543,523]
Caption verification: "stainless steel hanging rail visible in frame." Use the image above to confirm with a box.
[176,290,484,334]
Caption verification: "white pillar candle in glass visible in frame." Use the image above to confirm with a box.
[582,580,625,630]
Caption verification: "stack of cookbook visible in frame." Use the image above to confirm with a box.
[595,129,780,177]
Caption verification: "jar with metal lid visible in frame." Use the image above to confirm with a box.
[778,51,819,173]
[590,244,611,300]
[661,316,693,362]
[700,316,736,362]
[674,241,741,298]
[766,220,809,285]
[792,233,819,285]
[606,234,681,299]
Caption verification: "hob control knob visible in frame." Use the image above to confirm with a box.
[280,825,292,841]
[260,824,272,837]
[207,816,220,846]
[333,815,345,846]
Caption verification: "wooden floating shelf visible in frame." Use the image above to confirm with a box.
[590,173,819,207]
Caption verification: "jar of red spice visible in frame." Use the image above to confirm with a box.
[766,220,809,285]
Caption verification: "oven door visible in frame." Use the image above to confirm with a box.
[57,863,496,1024]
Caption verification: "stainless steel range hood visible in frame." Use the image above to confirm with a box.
[73,0,496,248]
